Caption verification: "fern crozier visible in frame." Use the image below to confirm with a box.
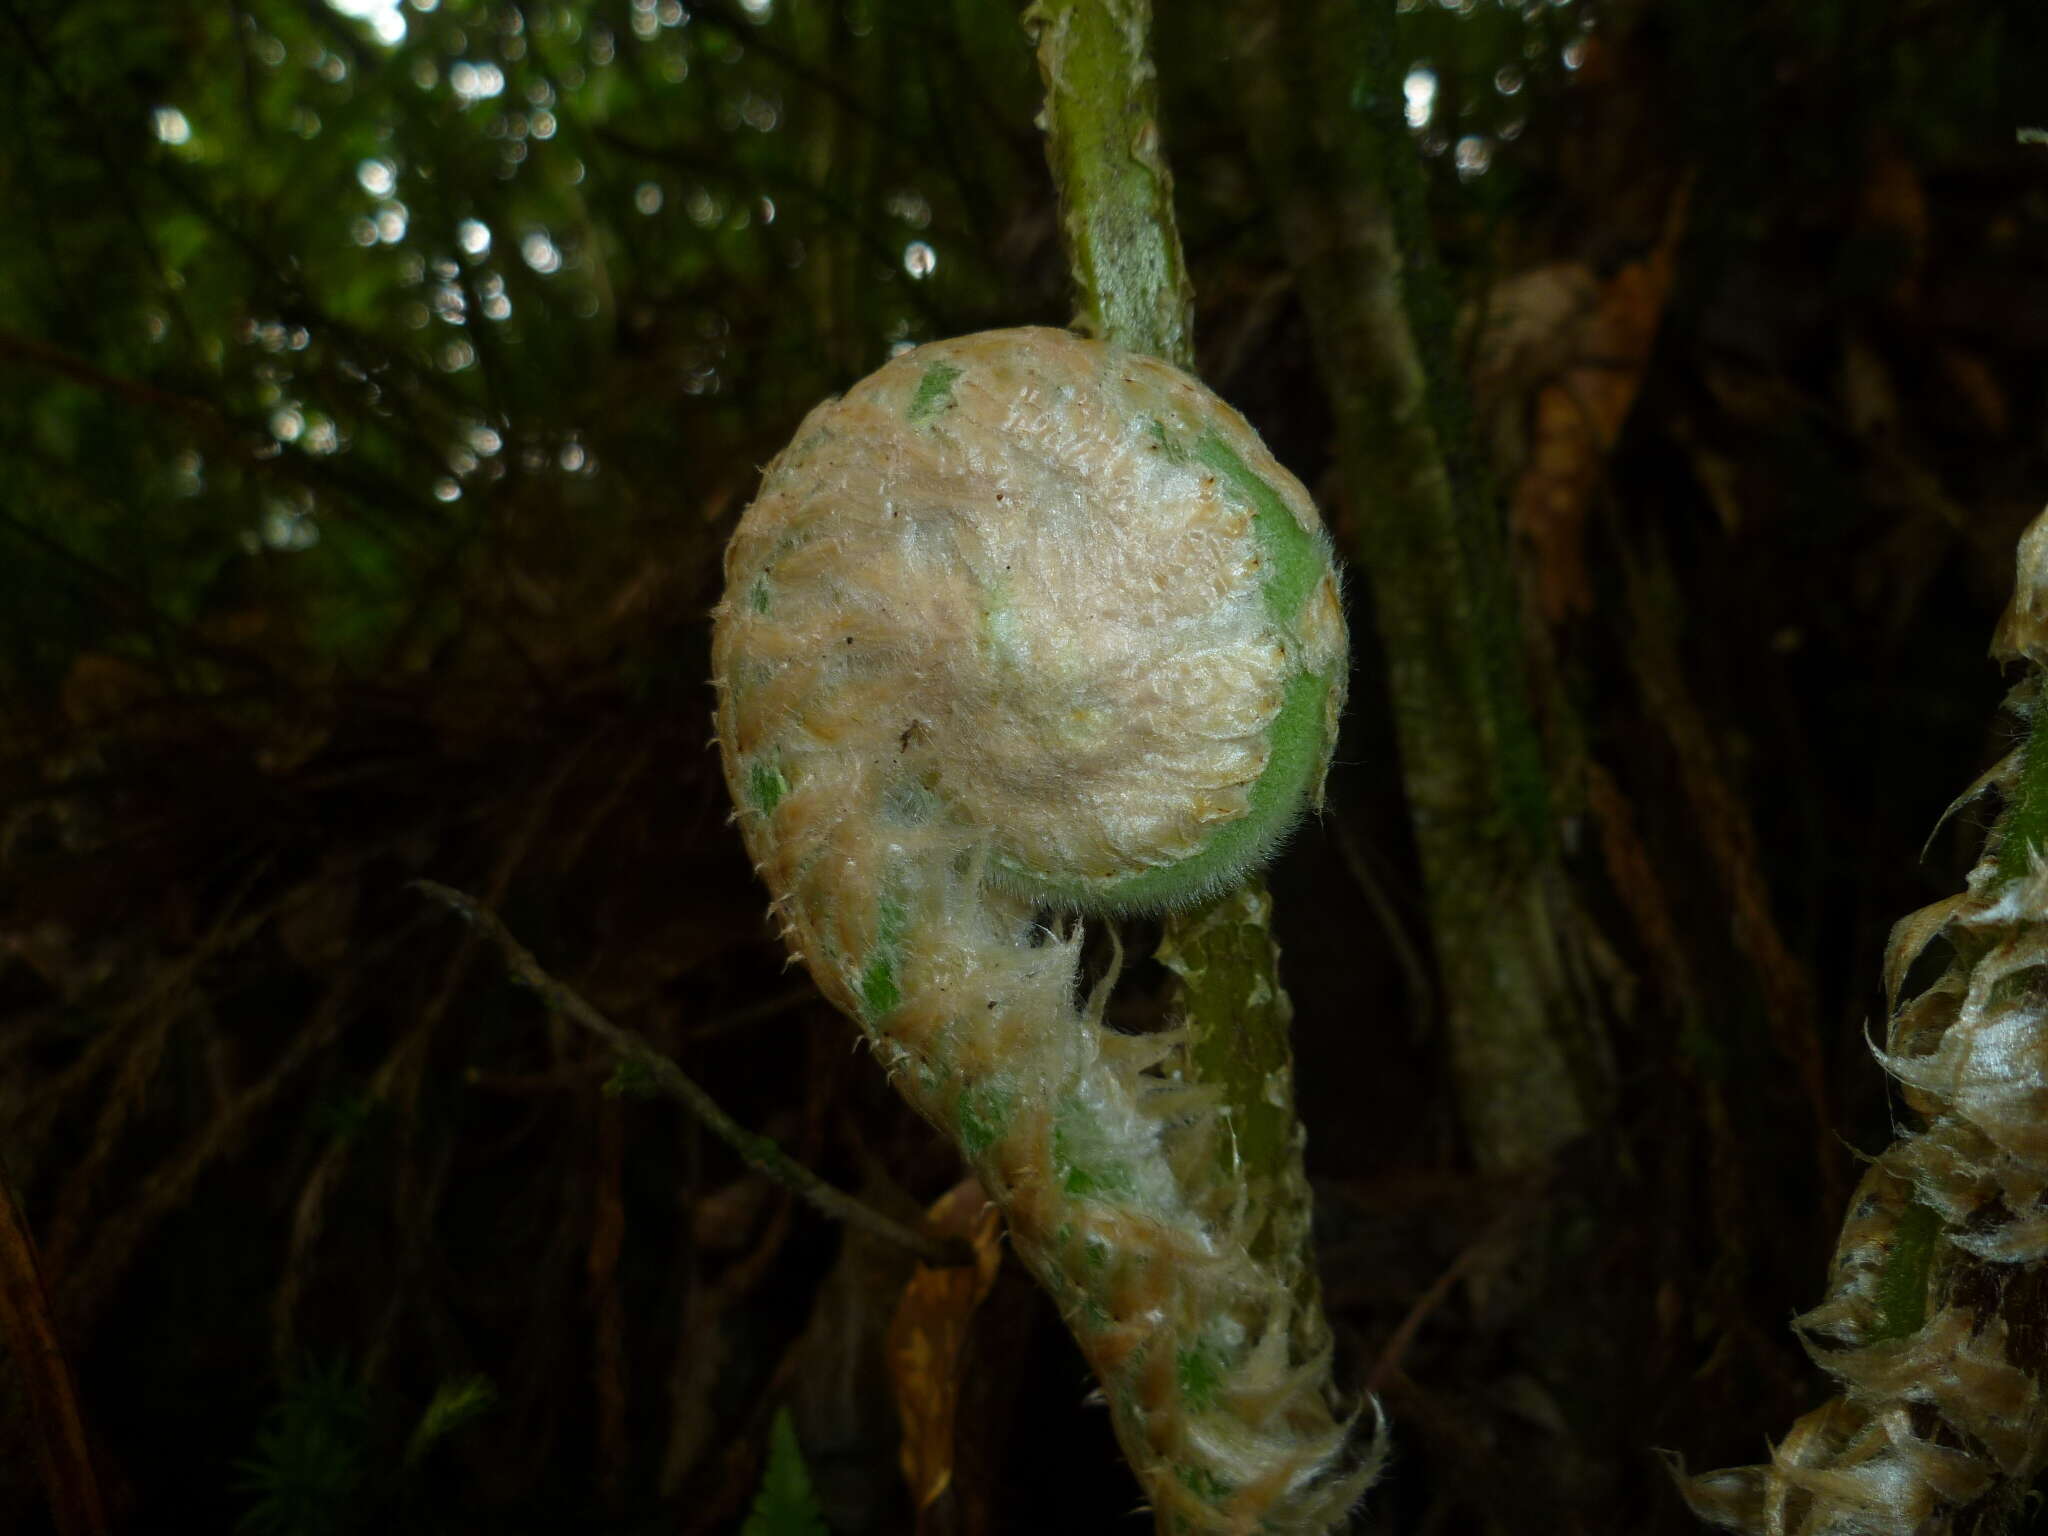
[713,327,1373,1533]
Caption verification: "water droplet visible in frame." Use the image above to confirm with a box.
[151,106,192,145]
[635,182,664,215]
[1403,67,1436,129]
[457,219,492,257]
[1454,135,1493,180]
[327,0,408,44]
[450,60,505,102]
[903,241,936,279]
[520,230,562,274]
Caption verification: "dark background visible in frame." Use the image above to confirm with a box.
[3,0,2047,1531]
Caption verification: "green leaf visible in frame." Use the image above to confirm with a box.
[403,1374,498,1469]
[741,1408,828,1536]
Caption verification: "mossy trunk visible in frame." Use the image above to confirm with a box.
[1234,0,1600,1170]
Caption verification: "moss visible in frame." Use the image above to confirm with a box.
[1147,416,1191,464]
[1174,1462,1235,1504]
[746,759,789,817]
[1999,700,2048,881]
[1872,1199,1941,1341]
[955,1081,1010,1156]
[1175,1343,1225,1413]
[857,891,908,1023]
[906,360,963,423]
[1053,1116,1135,1198]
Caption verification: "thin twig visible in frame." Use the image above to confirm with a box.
[412,880,964,1267]
[1364,1225,1500,1397]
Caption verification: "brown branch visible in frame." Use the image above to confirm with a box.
[0,1157,109,1536]
[0,328,229,438]
[412,881,965,1267]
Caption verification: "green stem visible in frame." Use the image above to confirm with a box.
[1025,0,1194,369]
[1028,0,1327,1342]
[1024,11,1362,1520]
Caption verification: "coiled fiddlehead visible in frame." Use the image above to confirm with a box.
[1684,509,2048,1536]
[712,327,1374,1532]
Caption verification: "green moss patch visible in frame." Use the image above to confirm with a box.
[857,891,908,1024]
[907,360,964,423]
[746,759,789,817]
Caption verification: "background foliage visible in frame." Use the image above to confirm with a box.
[2,0,2047,1530]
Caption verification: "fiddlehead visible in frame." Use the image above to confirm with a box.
[1684,510,2048,1535]
[712,326,1374,1532]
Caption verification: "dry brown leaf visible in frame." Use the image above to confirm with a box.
[1992,506,2048,666]
[885,1176,1002,1518]
[1883,893,1967,1011]
[1511,179,1693,622]
[1937,346,2010,438]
